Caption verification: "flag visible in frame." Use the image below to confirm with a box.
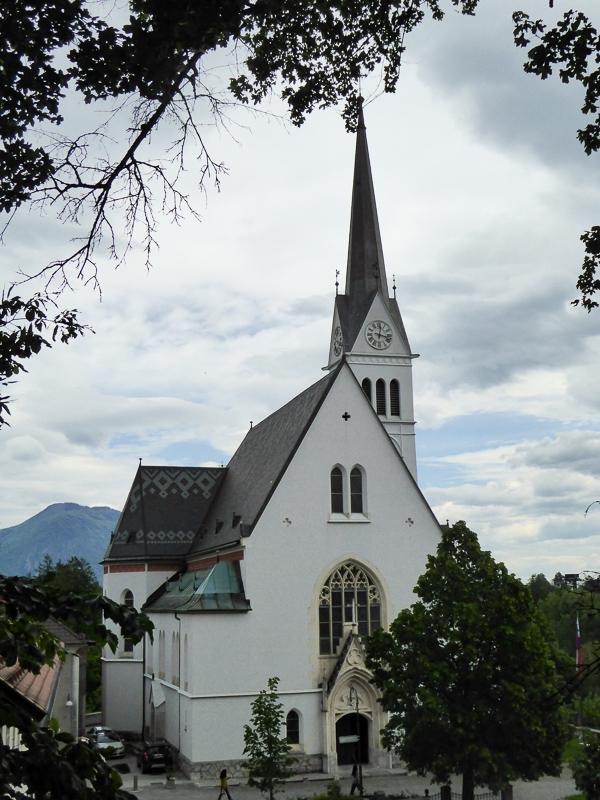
[576,614,583,679]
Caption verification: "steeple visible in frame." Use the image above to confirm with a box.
[327,104,419,482]
[345,101,389,316]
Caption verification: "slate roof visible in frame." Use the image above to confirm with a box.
[189,367,339,554]
[338,103,412,354]
[144,560,250,613]
[104,466,226,561]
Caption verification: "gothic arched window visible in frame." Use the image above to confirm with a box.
[318,563,382,655]
[350,467,363,514]
[330,467,344,514]
[376,379,386,415]
[390,380,400,417]
[123,590,134,653]
[286,710,300,744]
[361,378,372,403]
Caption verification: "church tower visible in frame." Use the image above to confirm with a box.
[327,106,419,480]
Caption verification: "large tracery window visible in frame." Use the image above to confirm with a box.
[319,563,381,655]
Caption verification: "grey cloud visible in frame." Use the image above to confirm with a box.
[512,431,600,476]
[410,1,600,176]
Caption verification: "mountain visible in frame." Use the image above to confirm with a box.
[0,503,120,581]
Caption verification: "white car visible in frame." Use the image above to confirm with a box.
[91,730,125,759]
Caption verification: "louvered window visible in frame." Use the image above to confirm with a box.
[390,380,400,416]
[361,378,372,403]
[376,379,386,415]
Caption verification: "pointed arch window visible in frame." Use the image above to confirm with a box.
[286,710,300,745]
[330,467,344,514]
[390,380,400,417]
[376,379,386,415]
[319,563,382,655]
[361,378,372,403]
[350,468,363,514]
[122,590,134,653]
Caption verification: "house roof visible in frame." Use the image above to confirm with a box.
[0,654,60,721]
[144,560,250,613]
[188,366,339,554]
[104,466,226,561]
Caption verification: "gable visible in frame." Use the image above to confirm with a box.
[105,466,226,561]
[252,362,441,533]
[350,293,411,358]
[189,369,339,554]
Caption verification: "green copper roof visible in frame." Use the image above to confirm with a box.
[144,560,250,613]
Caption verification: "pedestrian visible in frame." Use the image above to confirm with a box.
[218,769,233,800]
[350,761,361,796]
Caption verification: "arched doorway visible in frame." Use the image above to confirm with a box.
[335,712,369,765]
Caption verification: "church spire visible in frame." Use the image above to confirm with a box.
[345,100,389,312]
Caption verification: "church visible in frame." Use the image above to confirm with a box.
[101,108,442,778]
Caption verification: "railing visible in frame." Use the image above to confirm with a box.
[428,793,499,800]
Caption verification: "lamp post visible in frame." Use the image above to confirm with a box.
[348,686,363,797]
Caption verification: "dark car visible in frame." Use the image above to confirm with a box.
[136,740,172,773]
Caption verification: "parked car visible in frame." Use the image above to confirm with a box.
[136,740,172,773]
[90,730,125,759]
[87,725,114,736]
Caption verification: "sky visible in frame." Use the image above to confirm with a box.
[1,0,600,582]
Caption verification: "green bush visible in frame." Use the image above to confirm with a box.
[570,732,600,800]
[313,780,354,800]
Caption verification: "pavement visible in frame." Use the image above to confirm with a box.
[114,757,579,800]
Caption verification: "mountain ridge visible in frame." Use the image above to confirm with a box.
[0,502,120,581]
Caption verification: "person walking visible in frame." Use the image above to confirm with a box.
[218,769,233,800]
[350,762,361,796]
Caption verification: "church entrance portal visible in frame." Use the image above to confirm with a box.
[336,712,369,765]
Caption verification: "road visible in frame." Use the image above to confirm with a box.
[115,758,579,800]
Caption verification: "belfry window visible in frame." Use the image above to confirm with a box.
[390,380,400,416]
[376,379,386,415]
[350,468,363,513]
[319,563,381,655]
[330,467,344,514]
[361,378,372,403]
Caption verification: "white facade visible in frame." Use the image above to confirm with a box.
[102,109,442,778]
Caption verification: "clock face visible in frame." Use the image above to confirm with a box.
[365,320,393,350]
[333,326,343,356]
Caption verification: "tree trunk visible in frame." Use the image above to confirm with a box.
[462,768,474,800]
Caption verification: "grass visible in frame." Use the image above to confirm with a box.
[563,737,582,763]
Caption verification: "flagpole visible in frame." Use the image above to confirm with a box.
[576,614,584,729]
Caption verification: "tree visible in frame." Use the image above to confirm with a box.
[35,555,100,597]
[513,8,600,311]
[365,521,570,800]
[570,731,600,800]
[0,573,153,799]
[0,0,480,424]
[243,676,293,800]
[34,556,104,711]
[527,572,556,604]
